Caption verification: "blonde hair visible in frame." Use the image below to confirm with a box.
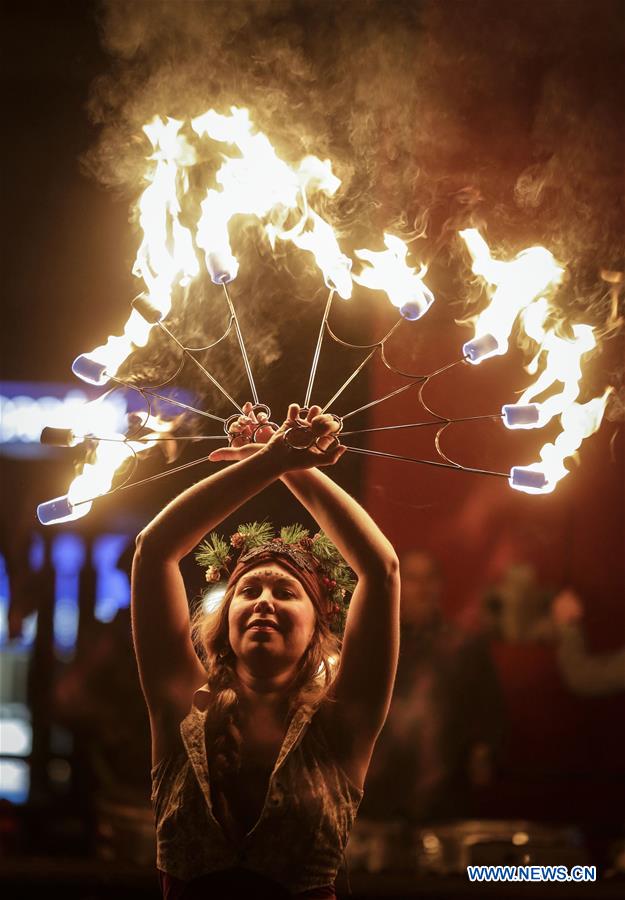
[191,579,341,782]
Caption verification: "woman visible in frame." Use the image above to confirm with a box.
[132,403,400,899]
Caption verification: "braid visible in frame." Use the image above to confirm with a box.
[192,587,243,781]
[205,654,242,780]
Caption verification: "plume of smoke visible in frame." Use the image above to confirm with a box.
[86,0,624,418]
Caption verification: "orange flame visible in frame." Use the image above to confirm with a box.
[510,389,611,494]
[460,228,564,363]
[277,209,352,298]
[354,234,434,319]
[192,107,350,295]
[65,413,175,521]
[515,297,598,426]
[79,117,199,380]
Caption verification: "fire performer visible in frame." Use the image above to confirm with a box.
[131,403,400,899]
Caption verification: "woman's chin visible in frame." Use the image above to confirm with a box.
[236,641,304,674]
[237,635,281,660]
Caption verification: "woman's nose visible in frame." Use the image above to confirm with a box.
[254,591,275,611]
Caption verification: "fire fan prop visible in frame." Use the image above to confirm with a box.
[36,107,611,526]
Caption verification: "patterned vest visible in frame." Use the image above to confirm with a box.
[151,688,363,894]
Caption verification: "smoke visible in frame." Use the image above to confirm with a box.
[87,0,624,417]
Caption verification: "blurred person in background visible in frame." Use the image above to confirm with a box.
[552,588,625,879]
[482,562,554,644]
[361,550,504,825]
[552,588,625,697]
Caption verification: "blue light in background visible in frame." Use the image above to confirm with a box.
[1,381,195,459]
[0,554,9,646]
[0,759,30,804]
[94,535,131,623]
[0,553,37,649]
[1,531,133,807]
[1,534,133,651]
[51,534,85,656]
[29,534,45,572]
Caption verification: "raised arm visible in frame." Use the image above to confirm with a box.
[280,465,400,742]
[132,416,343,747]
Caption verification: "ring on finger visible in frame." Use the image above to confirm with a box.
[224,413,242,436]
[315,434,341,452]
[251,403,271,422]
[284,424,315,450]
[251,421,280,443]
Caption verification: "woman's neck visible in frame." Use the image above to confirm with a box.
[235,664,296,718]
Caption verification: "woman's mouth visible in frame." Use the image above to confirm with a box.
[247,619,280,631]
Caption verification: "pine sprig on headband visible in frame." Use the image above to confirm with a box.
[196,521,275,576]
[310,532,336,561]
[195,532,232,579]
[280,524,310,545]
[236,521,275,547]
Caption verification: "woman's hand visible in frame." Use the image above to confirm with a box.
[209,402,345,471]
[225,402,275,448]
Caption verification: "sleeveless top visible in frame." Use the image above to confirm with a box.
[151,687,363,895]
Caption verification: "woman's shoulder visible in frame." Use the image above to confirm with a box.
[149,682,210,767]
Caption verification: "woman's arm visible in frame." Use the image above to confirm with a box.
[132,417,343,730]
[281,466,400,753]
[136,444,284,562]
[133,448,284,726]
[280,466,397,579]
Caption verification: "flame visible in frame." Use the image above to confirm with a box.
[65,413,174,520]
[193,107,302,221]
[511,389,611,494]
[353,234,434,318]
[54,392,128,439]
[460,228,564,361]
[80,117,199,379]
[192,106,350,294]
[512,297,598,426]
[134,117,199,298]
[277,210,352,299]
[506,297,610,493]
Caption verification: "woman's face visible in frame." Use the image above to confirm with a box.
[228,563,317,673]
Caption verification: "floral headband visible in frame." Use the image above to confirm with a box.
[195,522,355,635]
